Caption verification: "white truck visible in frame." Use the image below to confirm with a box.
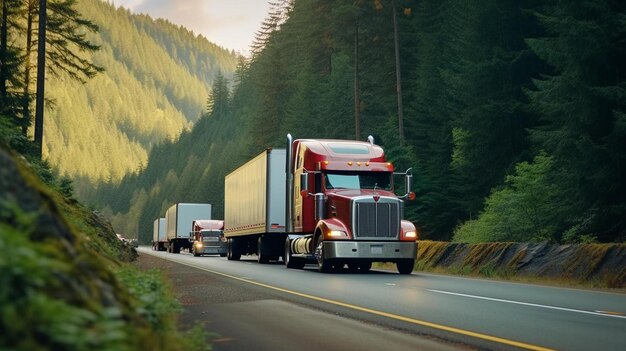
[224,149,286,262]
[152,217,167,251]
[165,203,212,253]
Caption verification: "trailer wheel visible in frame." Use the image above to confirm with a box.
[396,259,415,275]
[284,238,305,269]
[257,237,269,264]
[227,238,241,261]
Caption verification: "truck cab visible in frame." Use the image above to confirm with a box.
[191,220,227,257]
[285,135,418,274]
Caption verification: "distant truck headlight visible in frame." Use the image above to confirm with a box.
[195,242,203,248]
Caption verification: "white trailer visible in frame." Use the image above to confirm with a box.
[152,218,167,251]
[165,203,212,253]
[224,148,286,262]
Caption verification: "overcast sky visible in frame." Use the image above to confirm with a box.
[112,0,271,55]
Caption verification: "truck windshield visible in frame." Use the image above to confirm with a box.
[324,171,392,190]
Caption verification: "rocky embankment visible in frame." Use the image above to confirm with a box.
[416,241,625,288]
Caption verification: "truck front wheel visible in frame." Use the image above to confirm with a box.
[396,259,415,275]
[314,235,335,273]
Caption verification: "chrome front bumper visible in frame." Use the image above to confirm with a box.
[197,243,227,254]
[322,241,417,260]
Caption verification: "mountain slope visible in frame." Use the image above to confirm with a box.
[44,0,237,188]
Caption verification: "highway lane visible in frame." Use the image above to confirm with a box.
[138,247,626,351]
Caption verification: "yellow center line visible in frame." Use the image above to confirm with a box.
[157,254,556,351]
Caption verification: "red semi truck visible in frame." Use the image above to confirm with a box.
[224,134,418,274]
[191,220,227,257]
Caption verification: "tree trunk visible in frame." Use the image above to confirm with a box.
[22,1,34,135]
[34,0,46,158]
[0,0,8,100]
[392,0,404,142]
[354,21,361,141]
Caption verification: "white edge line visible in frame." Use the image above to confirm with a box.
[428,289,626,320]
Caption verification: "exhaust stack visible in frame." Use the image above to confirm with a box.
[285,134,294,233]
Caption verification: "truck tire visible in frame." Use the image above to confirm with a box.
[284,238,305,269]
[227,238,241,261]
[314,235,335,273]
[173,241,180,254]
[257,237,269,264]
[396,259,415,275]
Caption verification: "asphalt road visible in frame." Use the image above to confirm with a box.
[137,247,626,351]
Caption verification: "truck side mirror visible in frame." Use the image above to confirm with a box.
[405,173,412,195]
[402,168,416,200]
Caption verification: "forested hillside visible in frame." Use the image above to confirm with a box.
[44,0,237,194]
[89,0,625,244]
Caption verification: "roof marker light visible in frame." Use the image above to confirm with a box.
[348,161,353,166]
[357,162,362,166]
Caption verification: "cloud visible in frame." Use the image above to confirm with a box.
[114,0,270,54]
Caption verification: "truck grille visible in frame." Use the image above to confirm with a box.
[352,197,401,240]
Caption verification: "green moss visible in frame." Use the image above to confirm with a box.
[463,242,512,268]
[411,241,625,289]
[416,240,449,268]
[508,248,527,268]
[1,148,210,351]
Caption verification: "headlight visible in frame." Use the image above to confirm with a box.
[404,231,417,239]
[329,230,345,237]
[195,242,203,248]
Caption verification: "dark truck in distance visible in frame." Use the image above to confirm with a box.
[191,220,227,257]
[224,134,418,274]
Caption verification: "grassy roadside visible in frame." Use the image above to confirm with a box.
[0,144,210,351]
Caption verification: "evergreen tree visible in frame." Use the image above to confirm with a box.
[446,1,538,227]
[525,0,626,242]
[0,0,25,129]
[207,71,229,118]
